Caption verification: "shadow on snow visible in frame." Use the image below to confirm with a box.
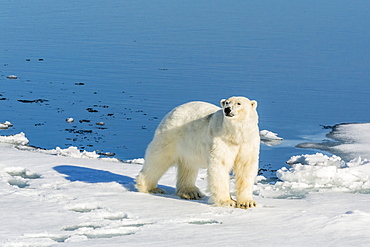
[53,165,210,205]
[53,165,175,194]
[54,165,138,191]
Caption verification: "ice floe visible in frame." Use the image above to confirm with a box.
[0,121,13,130]
[0,132,29,145]
[260,130,283,146]
[297,122,370,160]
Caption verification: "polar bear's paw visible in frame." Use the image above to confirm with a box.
[214,198,237,208]
[236,200,257,209]
[177,187,204,200]
[149,187,166,194]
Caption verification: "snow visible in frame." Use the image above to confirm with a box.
[1,124,370,246]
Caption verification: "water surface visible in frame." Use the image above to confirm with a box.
[1,1,369,170]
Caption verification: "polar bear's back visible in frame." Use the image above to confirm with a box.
[156,101,220,133]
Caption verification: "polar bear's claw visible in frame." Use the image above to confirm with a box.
[177,188,204,200]
[236,200,257,209]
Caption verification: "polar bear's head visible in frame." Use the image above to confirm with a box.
[220,96,258,121]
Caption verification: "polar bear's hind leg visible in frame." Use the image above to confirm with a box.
[136,150,173,194]
[176,161,204,200]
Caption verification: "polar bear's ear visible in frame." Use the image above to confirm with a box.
[251,100,257,109]
[220,99,227,107]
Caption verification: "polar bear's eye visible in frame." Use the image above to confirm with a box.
[237,102,241,105]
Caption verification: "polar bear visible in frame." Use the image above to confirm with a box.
[136,96,260,209]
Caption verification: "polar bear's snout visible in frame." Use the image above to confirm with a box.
[224,107,234,117]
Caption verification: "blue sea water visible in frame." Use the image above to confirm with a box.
[1,1,369,170]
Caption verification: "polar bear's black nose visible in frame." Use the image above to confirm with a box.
[224,107,232,115]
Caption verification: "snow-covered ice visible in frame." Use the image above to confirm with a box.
[1,123,370,246]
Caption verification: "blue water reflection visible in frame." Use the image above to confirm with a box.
[1,1,369,170]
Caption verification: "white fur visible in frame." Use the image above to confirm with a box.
[136,96,260,209]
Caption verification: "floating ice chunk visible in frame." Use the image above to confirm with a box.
[260,130,283,140]
[0,121,13,129]
[260,130,283,146]
[66,118,74,123]
[6,75,18,79]
[0,132,29,145]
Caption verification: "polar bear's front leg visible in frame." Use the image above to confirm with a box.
[207,160,235,207]
[234,155,259,209]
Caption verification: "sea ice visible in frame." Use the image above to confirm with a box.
[66,118,74,123]
[258,153,370,197]
[260,130,283,146]
[0,121,13,129]
[297,122,370,160]
[0,132,29,145]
